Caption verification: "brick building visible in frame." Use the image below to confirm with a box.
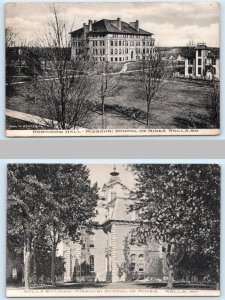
[63,167,165,283]
[70,18,155,62]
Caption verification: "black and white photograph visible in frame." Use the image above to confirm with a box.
[7,163,220,297]
[5,2,220,137]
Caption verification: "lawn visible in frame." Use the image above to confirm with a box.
[6,75,215,129]
[7,281,217,290]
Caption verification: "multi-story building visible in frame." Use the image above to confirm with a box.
[63,167,165,283]
[70,18,155,62]
[184,43,220,80]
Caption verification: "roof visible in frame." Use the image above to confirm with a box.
[207,48,220,59]
[70,19,153,36]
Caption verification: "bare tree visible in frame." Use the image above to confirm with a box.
[5,27,19,94]
[31,5,95,129]
[137,52,171,125]
[94,61,121,129]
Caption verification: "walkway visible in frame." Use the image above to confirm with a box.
[6,109,57,127]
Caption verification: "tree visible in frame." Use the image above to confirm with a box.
[131,164,220,288]
[32,5,95,129]
[94,61,121,129]
[7,164,51,289]
[180,41,196,59]
[5,26,19,95]
[7,164,99,288]
[137,52,172,125]
[34,164,99,285]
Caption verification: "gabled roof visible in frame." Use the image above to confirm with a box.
[102,176,129,192]
[70,19,153,36]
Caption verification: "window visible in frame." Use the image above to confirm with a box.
[188,67,193,74]
[188,58,193,65]
[90,255,94,271]
[212,58,216,65]
[198,67,202,75]
[115,49,118,54]
[138,254,144,272]
[198,49,202,56]
[130,254,136,271]
[119,49,122,54]
[111,192,116,201]
[119,57,122,61]
[198,58,202,65]
[12,268,17,279]
[111,49,113,55]
[119,41,121,46]
[111,41,113,46]
[115,41,118,46]
[90,235,95,248]
[111,58,113,61]
[115,57,118,61]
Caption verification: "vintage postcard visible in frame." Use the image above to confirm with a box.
[7,163,220,297]
[5,2,220,137]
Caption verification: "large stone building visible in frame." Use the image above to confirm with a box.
[70,18,155,62]
[63,167,165,283]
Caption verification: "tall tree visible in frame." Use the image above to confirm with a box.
[5,26,19,95]
[94,61,121,129]
[32,5,95,129]
[7,164,51,289]
[34,164,99,285]
[131,164,220,288]
[7,164,99,288]
[137,52,171,125]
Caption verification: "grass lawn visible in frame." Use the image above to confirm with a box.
[6,75,215,129]
[7,281,217,290]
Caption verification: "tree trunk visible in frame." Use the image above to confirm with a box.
[146,99,150,126]
[167,265,174,288]
[216,262,220,290]
[101,97,106,129]
[24,246,31,289]
[51,245,56,285]
[33,246,37,284]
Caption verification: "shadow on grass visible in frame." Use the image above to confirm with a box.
[94,103,147,126]
[172,116,210,129]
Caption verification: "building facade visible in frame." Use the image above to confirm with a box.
[63,168,166,283]
[70,18,155,62]
[184,43,220,80]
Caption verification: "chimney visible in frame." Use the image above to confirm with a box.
[117,18,121,30]
[88,19,93,32]
[135,20,139,32]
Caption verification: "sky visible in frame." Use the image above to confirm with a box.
[5,2,220,47]
[86,164,136,192]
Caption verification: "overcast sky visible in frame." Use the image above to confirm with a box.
[5,2,219,47]
[87,164,136,192]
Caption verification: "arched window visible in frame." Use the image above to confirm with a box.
[90,255,94,272]
[130,254,136,271]
[138,254,144,272]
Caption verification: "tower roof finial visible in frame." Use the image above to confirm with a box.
[110,164,119,177]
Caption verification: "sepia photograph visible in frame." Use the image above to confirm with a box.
[5,2,220,137]
[7,163,220,297]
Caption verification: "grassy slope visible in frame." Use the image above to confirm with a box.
[6,75,213,129]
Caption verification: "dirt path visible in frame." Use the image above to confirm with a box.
[6,109,56,126]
